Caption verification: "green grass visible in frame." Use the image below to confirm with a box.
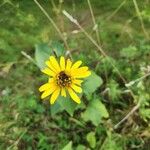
[0,0,150,149]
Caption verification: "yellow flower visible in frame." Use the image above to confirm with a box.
[39,56,91,104]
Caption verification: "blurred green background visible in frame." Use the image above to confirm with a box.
[0,0,150,149]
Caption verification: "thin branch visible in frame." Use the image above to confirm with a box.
[125,72,150,87]
[34,0,69,50]
[62,11,141,127]
[120,17,134,39]
[62,10,127,83]
[0,0,15,7]
[7,128,28,150]
[132,0,149,39]
[106,0,126,21]
[87,0,101,44]
[21,51,38,66]
[114,72,150,129]
[114,101,141,129]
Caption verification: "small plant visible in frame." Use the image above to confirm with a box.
[0,0,150,149]
[39,56,91,104]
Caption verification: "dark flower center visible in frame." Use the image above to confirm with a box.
[57,71,71,87]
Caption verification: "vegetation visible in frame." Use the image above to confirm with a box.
[0,0,150,149]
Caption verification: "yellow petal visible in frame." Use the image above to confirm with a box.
[61,88,66,97]
[48,78,54,83]
[41,87,56,99]
[49,56,60,72]
[74,71,91,78]
[60,56,65,71]
[39,83,51,92]
[71,66,88,76]
[71,84,82,93]
[50,88,60,104]
[42,68,56,77]
[66,59,72,71]
[45,60,57,73]
[76,66,89,72]
[71,60,82,70]
[68,88,81,104]
[73,79,83,86]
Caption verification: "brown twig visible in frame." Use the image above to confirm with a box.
[34,0,69,50]
[87,0,101,44]
[114,101,141,129]
[132,0,149,39]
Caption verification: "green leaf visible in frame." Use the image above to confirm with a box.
[50,41,65,57]
[140,108,150,122]
[86,131,96,148]
[58,96,77,116]
[101,131,123,150]
[26,98,37,109]
[107,80,121,102]
[50,101,64,116]
[51,96,78,116]
[81,99,109,126]
[35,42,66,69]
[76,145,86,150]
[120,46,138,59]
[35,43,52,69]
[83,71,103,96]
[62,141,72,150]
